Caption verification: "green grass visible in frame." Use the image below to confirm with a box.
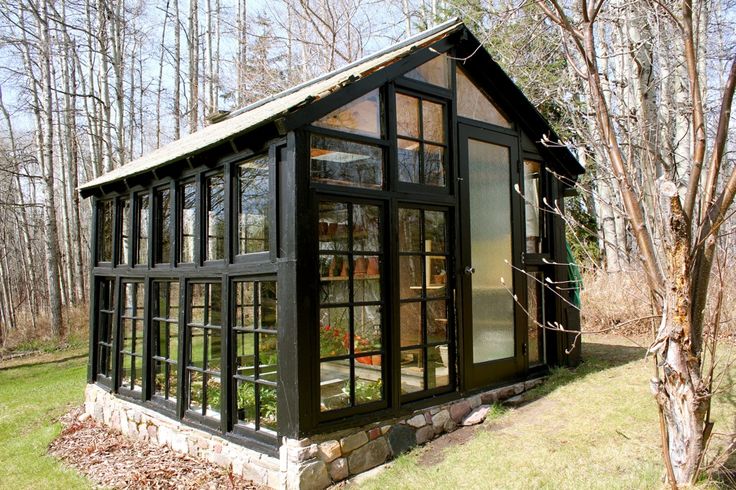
[0,348,91,489]
[358,336,736,490]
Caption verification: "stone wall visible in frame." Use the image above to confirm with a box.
[85,378,544,489]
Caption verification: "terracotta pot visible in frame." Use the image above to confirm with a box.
[354,257,367,276]
[319,221,328,237]
[372,355,382,366]
[327,222,338,238]
[356,356,372,365]
[328,257,337,277]
[340,257,349,277]
[366,256,379,275]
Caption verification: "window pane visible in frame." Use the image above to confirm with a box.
[207,328,221,372]
[206,375,221,415]
[353,259,381,302]
[355,360,382,405]
[310,135,383,189]
[353,204,381,252]
[396,93,420,138]
[426,256,447,297]
[424,144,445,187]
[320,361,350,411]
[260,282,278,329]
[422,100,445,143]
[206,174,225,261]
[314,89,382,138]
[456,67,511,128]
[320,307,349,358]
[180,182,196,263]
[155,188,171,263]
[236,380,256,425]
[524,160,542,254]
[427,300,448,343]
[400,302,421,347]
[405,55,450,88]
[136,194,149,265]
[400,349,423,394]
[118,199,130,265]
[259,384,278,431]
[428,345,449,389]
[319,201,349,251]
[424,211,446,253]
[320,256,350,304]
[209,283,222,326]
[98,200,113,263]
[234,282,255,328]
[354,305,381,354]
[188,370,203,411]
[528,272,545,366]
[398,208,421,252]
[399,255,423,299]
[397,138,420,183]
[238,157,270,254]
[234,331,255,376]
[189,326,205,369]
[258,333,278,382]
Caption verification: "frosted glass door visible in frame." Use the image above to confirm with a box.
[467,139,515,362]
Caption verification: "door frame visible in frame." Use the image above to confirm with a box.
[457,123,526,391]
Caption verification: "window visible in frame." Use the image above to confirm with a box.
[527,272,545,366]
[313,89,382,138]
[524,160,543,254]
[405,55,450,88]
[152,281,179,402]
[186,282,222,419]
[179,181,196,263]
[118,198,130,265]
[318,201,384,412]
[456,67,511,128]
[232,280,278,432]
[135,194,149,265]
[119,281,144,392]
[97,200,113,263]
[205,173,225,261]
[310,135,383,190]
[398,207,451,395]
[95,278,115,378]
[396,93,447,186]
[154,187,172,264]
[237,157,269,255]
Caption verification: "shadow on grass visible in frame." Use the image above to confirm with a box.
[0,353,87,372]
[527,340,648,400]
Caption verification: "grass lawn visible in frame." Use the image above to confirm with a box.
[0,348,91,489]
[358,335,736,490]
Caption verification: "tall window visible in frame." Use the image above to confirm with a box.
[237,157,269,254]
[396,92,447,186]
[179,181,196,263]
[97,200,113,263]
[318,201,384,412]
[152,281,179,402]
[135,194,149,265]
[118,198,130,265]
[154,187,172,264]
[233,280,278,432]
[398,207,451,396]
[404,55,450,88]
[96,278,115,378]
[119,281,144,391]
[205,173,225,261]
[186,282,222,418]
[524,160,543,254]
[455,67,511,128]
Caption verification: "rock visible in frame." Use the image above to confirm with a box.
[480,391,498,404]
[504,394,526,407]
[367,427,382,440]
[449,401,471,422]
[525,378,544,390]
[171,433,188,454]
[290,444,317,462]
[380,425,391,435]
[513,382,525,395]
[468,395,482,409]
[431,409,451,433]
[347,438,389,475]
[462,405,490,426]
[78,412,91,422]
[415,426,434,445]
[406,414,426,428]
[328,457,349,481]
[493,385,516,401]
[387,424,416,456]
[296,460,331,490]
[158,425,173,447]
[317,440,341,463]
[340,431,368,454]
[443,418,457,432]
[211,453,232,469]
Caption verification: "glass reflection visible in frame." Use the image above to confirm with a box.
[238,157,269,254]
[310,135,383,189]
[314,89,382,138]
[206,174,225,260]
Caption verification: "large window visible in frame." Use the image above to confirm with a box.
[118,198,130,265]
[398,207,451,396]
[456,67,511,128]
[119,281,145,392]
[154,187,172,264]
[135,194,149,265]
[237,157,270,255]
[186,282,222,419]
[396,92,447,187]
[310,135,383,190]
[404,55,450,89]
[205,174,225,261]
[232,280,278,432]
[152,281,179,402]
[318,200,384,412]
[97,200,113,263]
[314,89,382,138]
[95,278,115,378]
[179,181,196,264]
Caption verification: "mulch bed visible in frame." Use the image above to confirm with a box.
[49,407,266,489]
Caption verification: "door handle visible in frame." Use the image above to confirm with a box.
[464,266,475,275]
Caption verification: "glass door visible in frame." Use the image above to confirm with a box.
[458,124,524,389]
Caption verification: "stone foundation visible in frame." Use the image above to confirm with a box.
[85,378,544,489]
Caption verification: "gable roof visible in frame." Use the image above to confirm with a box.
[80,18,582,196]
